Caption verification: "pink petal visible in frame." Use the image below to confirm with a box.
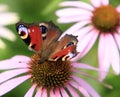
[60,1,94,11]
[0,69,28,83]
[54,89,61,97]
[117,27,120,33]
[57,15,91,23]
[116,5,120,12]
[24,85,36,97]
[74,29,99,60]
[70,23,93,39]
[66,84,79,97]
[98,33,110,81]
[90,0,101,7]
[50,90,61,97]
[0,75,31,96]
[42,89,47,97]
[50,90,57,97]
[101,0,109,5]
[72,28,98,61]
[59,20,91,38]
[56,8,92,18]
[70,80,91,97]
[71,62,98,71]
[0,55,30,70]
[72,76,100,97]
[106,33,120,74]
[114,33,120,49]
[79,86,90,97]
[60,88,69,97]
[35,87,42,97]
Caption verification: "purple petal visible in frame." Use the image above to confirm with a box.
[79,29,99,58]
[106,33,120,74]
[24,85,36,97]
[0,55,30,70]
[74,29,99,60]
[57,15,91,23]
[59,20,91,38]
[72,24,93,39]
[98,33,110,81]
[116,5,120,12]
[101,0,109,5]
[70,80,92,97]
[90,0,101,7]
[35,88,42,97]
[79,86,90,97]
[114,33,120,49]
[71,62,98,71]
[72,76,100,97]
[0,69,28,83]
[50,90,58,97]
[60,1,94,11]
[56,8,92,18]
[54,89,61,97]
[50,90,61,97]
[42,89,47,97]
[0,75,31,96]
[117,27,120,33]
[72,28,98,61]
[60,88,69,97]
[66,84,79,97]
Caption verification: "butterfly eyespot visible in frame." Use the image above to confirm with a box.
[18,25,28,39]
[66,42,74,47]
[40,25,48,39]
[40,25,48,34]
[64,41,75,49]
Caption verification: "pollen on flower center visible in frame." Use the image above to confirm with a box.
[92,5,119,32]
[28,54,72,89]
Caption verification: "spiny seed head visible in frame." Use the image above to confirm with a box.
[28,54,72,90]
[92,5,119,32]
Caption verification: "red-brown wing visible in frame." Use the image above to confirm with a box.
[49,34,78,61]
[16,21,43,52]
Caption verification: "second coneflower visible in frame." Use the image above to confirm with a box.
[56,0,120,81]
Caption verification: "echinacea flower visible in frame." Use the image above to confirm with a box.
[0,46,100,96]
[0,19,113,97]
[56,0,120,81]
[0,4,19,49]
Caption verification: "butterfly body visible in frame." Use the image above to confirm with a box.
[16,21,78,63]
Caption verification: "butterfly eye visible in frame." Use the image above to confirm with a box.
[40,25,48,39]
[18,25,28,39]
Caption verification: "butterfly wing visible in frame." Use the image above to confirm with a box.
[49,34,78,61]
[37,22,63,63]
[16,21,78,62]
[16,21,43,52]
[39,21,62,47]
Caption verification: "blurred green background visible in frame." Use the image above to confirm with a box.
[0,0,120,97]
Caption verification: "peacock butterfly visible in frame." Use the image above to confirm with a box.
[16,21,78,63]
